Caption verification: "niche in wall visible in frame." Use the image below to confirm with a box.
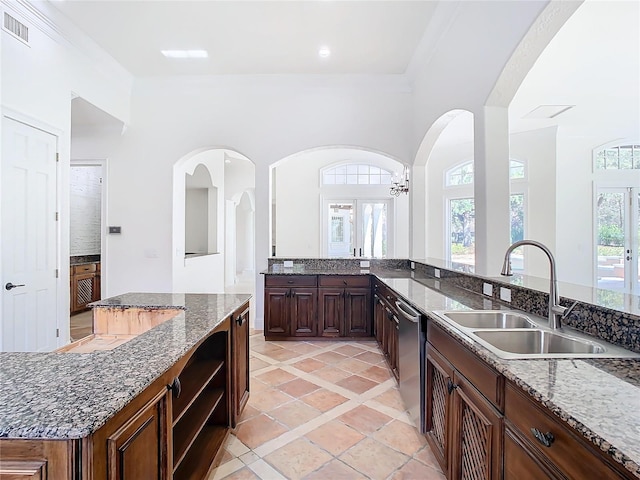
[185,164,218,255]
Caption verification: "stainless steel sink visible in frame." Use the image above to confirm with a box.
[432,309,640,359]
[473,329,605,357]
[437,311,536,329]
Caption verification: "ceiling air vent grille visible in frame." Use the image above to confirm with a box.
[3,12,29,45]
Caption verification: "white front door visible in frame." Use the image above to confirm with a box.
[1,116,58,352]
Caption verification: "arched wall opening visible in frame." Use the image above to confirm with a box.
[270,146,410,259]
[412,0,639,283]
[172,148,255,295]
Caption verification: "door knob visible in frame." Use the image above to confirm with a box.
[5,282,25,291]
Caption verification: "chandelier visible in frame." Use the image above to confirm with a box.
[390,165,410,197]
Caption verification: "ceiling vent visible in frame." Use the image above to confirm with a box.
[3,12,29,45]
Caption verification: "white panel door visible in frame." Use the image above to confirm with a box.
[2,116,58,352]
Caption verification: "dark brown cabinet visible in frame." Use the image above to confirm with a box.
[70,262,101,314]
[318,276,371,338]
[264,276,318,338]
[504,381,630,480]
[425,321,503,480]
[264,274,370,340]
[373,282,399,381]
[106,388,170,480]
[231,304,250,428]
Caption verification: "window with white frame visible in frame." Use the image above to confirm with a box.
[595,145,640,170]
[444,159,527,267]
[323,164,393,185]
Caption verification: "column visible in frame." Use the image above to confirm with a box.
[474,106,511,276]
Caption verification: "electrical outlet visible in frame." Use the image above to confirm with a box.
[483,283,493,296]
[434,268,441,278]
[283,260,293,268]
[500,287,512,303]
[434,280,441,290]
[360,260,370,268]
[410,262,416,270]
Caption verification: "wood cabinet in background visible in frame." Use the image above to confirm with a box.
[70,262,101,314]
[264,276,318,338]
[264,275,370,340]
[318,275,371,338]
[373,281,399,381]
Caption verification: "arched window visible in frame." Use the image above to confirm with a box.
[445,159,526,186]
[595,144,640,170]
[322,164,393,185]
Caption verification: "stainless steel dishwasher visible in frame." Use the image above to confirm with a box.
[395,299,426,433]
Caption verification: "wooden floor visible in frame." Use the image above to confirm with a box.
[70,310,93,341]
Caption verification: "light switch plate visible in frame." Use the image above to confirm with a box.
[410,262,416,270]
[483,283,493,296]
[500,287,512,302]
[434,268,441,278]
[360,260,370,268]
[283,260,293,268]
[434,280,441,290]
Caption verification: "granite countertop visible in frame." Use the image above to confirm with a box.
[0,293,251,440]
[376,275,640,479]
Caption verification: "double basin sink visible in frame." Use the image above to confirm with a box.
[432,310,639,359]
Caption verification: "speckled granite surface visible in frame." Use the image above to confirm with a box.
[0,293,250,439]
[376,274,640,478]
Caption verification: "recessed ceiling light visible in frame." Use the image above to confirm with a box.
[161,50,208,59]
[524,105,574,119]
[225,159,231,164]
[318,46,331,58]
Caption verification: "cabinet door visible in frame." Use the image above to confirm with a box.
[373,296,384,345]
[318,288,344,337]
[425,346,454,475]
[290,288,317,336]
[449,371,503,480]
[106,388,170,480]
[264,288,290,336]
[344,288,371,336]
[232,305,250,427]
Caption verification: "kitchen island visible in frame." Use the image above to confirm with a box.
[264,259,640,479]
[0,292,251,479]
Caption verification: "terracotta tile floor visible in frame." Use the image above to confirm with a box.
[208,332,445,480]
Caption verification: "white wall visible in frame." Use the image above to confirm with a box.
[1,2,132,346]
[274,149,409,258]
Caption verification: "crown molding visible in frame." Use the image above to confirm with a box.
[2,0,134,92]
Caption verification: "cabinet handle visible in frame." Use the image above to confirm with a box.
[531,428,554,447]
[343,280,348,285]
[287,280,294,284]
[236,314,244,326]
[168,377,182,398]
[287,289,293,298]
[447,379,458,395]
[345,292,350,298]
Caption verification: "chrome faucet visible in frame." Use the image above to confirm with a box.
[501,240,576,329]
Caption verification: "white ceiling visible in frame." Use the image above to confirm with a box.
[50,1,438,77]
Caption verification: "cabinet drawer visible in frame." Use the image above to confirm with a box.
[319,275,370,288]
[428,321,503,410]
[73,263,96,274]
[504,382,625,480]
[265,275,317,287]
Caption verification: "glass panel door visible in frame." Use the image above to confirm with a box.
[595,187,639,293]
[360,201,388,258]
[325,199,392,258]
[327,202,353,257]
